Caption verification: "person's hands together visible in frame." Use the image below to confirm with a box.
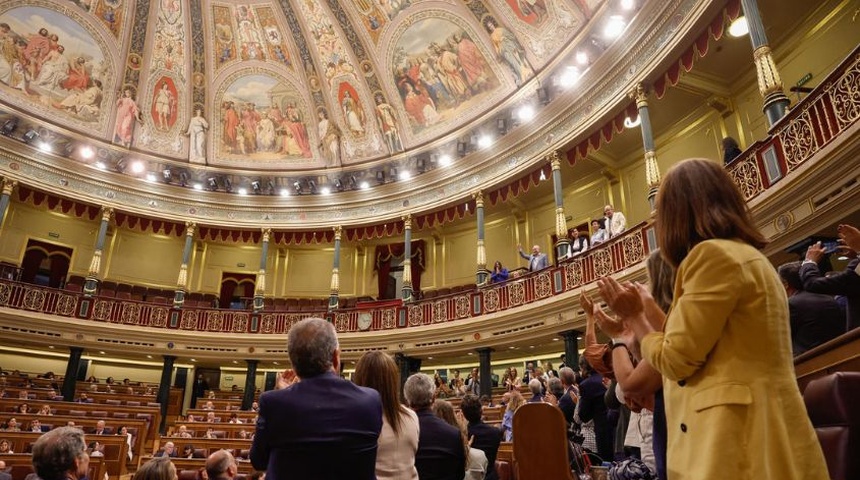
[544,392,558,406]
[593,305,626,337]
[275,369,297,390]
[597,276,644,318]
[806,242,825,263]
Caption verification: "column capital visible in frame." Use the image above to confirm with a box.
[547,150,561,170]
[245,359,259,366]
[629,83,649,107]
[162,354,177,361]
[402,213,412,229]
[1,179,18,196]
[185,222,196,237]
[472,190,484,208]
[559,329,583,339]
[333,225,342,239]
[100,207,114,222]
[475,347,495,354]
[261,228,272,242]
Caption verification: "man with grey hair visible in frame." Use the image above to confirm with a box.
[557,367,578,425]
[206,449,238,480]
[0,460,11,480]
[527,378,543,403]
[250,318,382,480]
[404,373,466,480]
[31,427,89,480]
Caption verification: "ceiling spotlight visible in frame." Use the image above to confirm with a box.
[477,135,493,149]
[266,180,276,194]
[251,180,261,194]
[95,161,106,170]
[223,177,232,193]
[438,154,452,167]
[237,187,248,195]
[320,186,331,195]
[334,178,344,192]
[729,16,749,37]
[496,118,507,135]
[130,161,145,174]
[178,171,189,187]
[559,66,581,88]
[280,188,289,196]
[22,129,40,144]
[294,181,302,194]
[604,15,626,38]
[193,183,203,191]
[620,0,635,10]
[398,170,411,181]
[457,141,468,157]
[145,172,157,182]
[307,179,317,194]
[207,177,218,191]
[359,181,370,189]
[376,170,385,184]
[575,51,589,65]
[1,118,18,136]
[38,141,52,153]
[624,115,641,129]
[517,105,535,122]
[537,87,551,106]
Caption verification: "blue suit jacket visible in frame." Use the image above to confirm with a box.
[250,371,382,480]
[414,408,466,480]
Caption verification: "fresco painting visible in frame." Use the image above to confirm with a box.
[149,76,178,131]
[219,74,313,162]
[392,17,500,134]
[0,6,109,123]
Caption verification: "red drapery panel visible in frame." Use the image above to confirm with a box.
[373,240,426,298]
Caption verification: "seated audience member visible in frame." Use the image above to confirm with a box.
[489,261,509,283]
[207,449,239,480]
[92,420,109,435]
[590,219,608,246]
[38,404,53,416]
[527,379,543,403]
[76,392,92,403]
[501,390,524,442]
[479,395,494,408]
[517,244,549,272]
[117,425,133,461]
[353,350,420,480]
[461,394,503,480]
[778,261,845,355]
[569,229,589,256]
[182,444,196,459]
[206,411,217,423]
[31,427,89,480]
[237,430,250,440]
[203,401,215,410]
[250,401,259,412]
[87,441,103,457]
[86,375,98,383]
[134,456,177,480]
[431,400,483,480]
[204,427,216,439]
[176,425,193,438]
[105,377,115,385]
[207,391,216,400]
[604,204,627,239]
[2,418,20,431]
[250,318,383,480]
[0,460,8,480]
[29,419,43,432]
[0,438,13,453]
[155,441,177,458]
[405,373,466,480]
[721,136,743,164]
[185,413,196,423]
[228,413,242,424]
[17,403,29,414]
[18,391,29,400]
[801,234,860,331]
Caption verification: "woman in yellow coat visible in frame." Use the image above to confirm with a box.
[598,158,828,479]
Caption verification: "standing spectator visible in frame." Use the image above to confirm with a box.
[569,229,589,256]
[250,318,382,480]
[526,379,543,403]
[489,261,509,283]
[404,373,466,480]
[721,136,743,164]
[558,367,579,426]
[801,239,860,331]
[604,204,627,239]
[517,244,548,272]
[192,373,209,409]
[778,261,845,354]
[466,367,480,396]
[461,394,503,480]
[31,427,89,480]
[354,351,419,480]
[576,356,612,462]
[501,391,524,442]
[590,219,608,246]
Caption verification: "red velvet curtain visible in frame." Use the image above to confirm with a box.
[219,273,257,308]
[374,240,426,299]
[21,240,73,288]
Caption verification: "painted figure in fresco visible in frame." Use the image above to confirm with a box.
[283,103,311,157]
[241,102,260,154]
[402,82,439,127]
[374,94,402,153]
[485,18,533,86]
[454,32,489,94]
[34,45,69,91]
[55,79,102,118]
[317,109,341,167]
[60,56,89,91]
[23,27,51,80]
[0,23,13,86]
[433,43,469,103]
[222,101,240,153]
[257,112,276,152]
[153,82,176,131]
[184,108,209,163]
[515,0,548,24]
[114,88,141,147]
[341,90,365,135]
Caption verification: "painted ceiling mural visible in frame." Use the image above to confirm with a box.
[0,0,606,171]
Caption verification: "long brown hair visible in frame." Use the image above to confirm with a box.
[656,158,767,267]
[431,399,470,466]
[353,351,404,434]
[646,249,676,312]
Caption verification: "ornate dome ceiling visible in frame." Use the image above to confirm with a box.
[0,0,602,171]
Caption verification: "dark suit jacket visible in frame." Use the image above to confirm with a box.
[414,408,466,480]
[788,290,845,355]
[468,421,503,480]
[800,258,860,331]
[0,471,11,480]
[250,371,382,480]
[558,386,576,426]
[578,373,612,461]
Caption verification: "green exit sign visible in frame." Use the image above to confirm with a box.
[795,73,813,87]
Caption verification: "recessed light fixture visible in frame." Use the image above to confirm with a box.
[559,66,581,88]
[80,146,95,159]
[729,16,749,37]
[190,358,197,362]
[516,105,535,122]
[438,154,453,167]
[529,345,535,349]
[193,183,203,191]
[427,356,434,360]
[398,170,411,181]
[604,15,626,38]
[620,0,635,10]
[95,161,106,170]
[273,361,280,365]
[146,355,153,359]
[576,335,583,340]
[146,172,157,182]
[99,351,105,355]
[508,346,516,349]
[576,51,589,65]
[320,186,331,195]
[232,360,238,364]
[38,141,52,153]
[237,187,248,195]
[477,135,493,149]
[130,161,145,174]
[467,352,474,356]
[359,181,370,189]
[48,345,55,349]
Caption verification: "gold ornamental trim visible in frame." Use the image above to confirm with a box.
[644,150,661,188]
[753,45,785,97]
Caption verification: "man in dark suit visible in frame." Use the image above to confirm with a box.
[778,261,845,355]
[557,367,578,426]
[0,460,12,480]
[250,318,382,480]
[578,357,612,462]
[192,373,209,409]
[461,394,503,480]
[405,373,466,480]
[518,244,549,272]
[31,427,90,480]
[801,242,860,331]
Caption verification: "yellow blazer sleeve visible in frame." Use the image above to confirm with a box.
[641,241,741,381]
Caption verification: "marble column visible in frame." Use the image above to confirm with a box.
[328,226,342,311]
[474,191,490,285]
[560,330,582,372]
[630,84,661,210]
[740,0,790,126]
[549,151,570,260]
[0,179,17,231]
[173,222,196,308]
[157,355,176,434]
[61,346,84,402]
[83,207,113,296]
[477,347,493,399]
[253,229,271,312]
[241,360,258,411]
[401,214,413,302]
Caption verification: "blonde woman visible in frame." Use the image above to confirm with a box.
[501,390,524,442]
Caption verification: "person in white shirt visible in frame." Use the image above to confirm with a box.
[604,204,627,238]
